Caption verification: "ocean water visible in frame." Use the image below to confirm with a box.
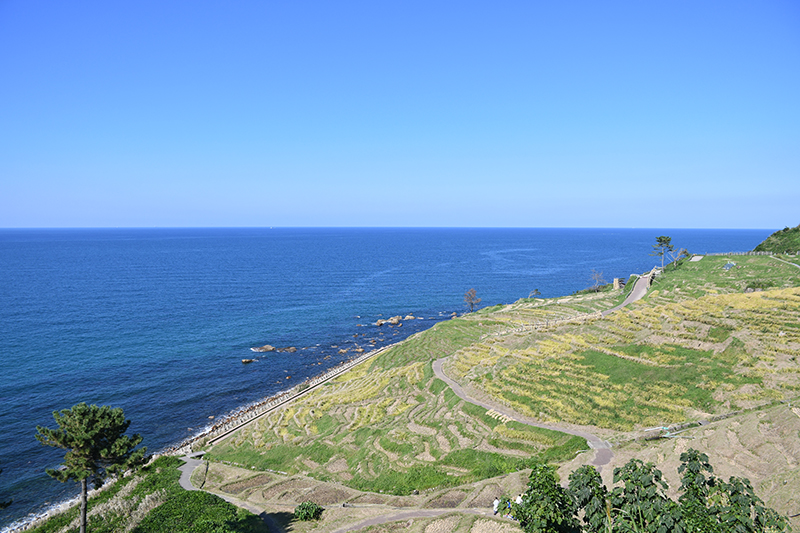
[0,227,770,529]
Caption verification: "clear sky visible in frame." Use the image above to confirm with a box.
[1,1,798,228]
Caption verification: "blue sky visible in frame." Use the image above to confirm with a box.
[1,1,798,228]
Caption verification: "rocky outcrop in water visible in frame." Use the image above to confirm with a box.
[376,315,403,326]
[251,344,275,352]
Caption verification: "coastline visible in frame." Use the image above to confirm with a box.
[1,317,443,533]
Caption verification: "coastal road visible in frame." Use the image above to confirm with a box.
[601,271,652,316]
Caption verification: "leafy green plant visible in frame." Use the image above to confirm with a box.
[513,463,580,533]
[131,490,266,532]
[293,501,323,521]
[568,466,608,533]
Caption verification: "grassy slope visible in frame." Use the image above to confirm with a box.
[754,224,800,253]
[452,255,800,431]
[202,254,799,522]
[207,317,585,495]
[28,456,267,533]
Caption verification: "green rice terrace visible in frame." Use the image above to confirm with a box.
[28,252,800,532]
[196,253,800,527]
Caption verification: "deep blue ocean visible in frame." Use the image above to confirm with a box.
[0,227,771,529]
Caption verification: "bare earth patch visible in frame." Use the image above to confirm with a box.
[326,457,349,473]
[304,485,354,505]
[260,478,315,502]
[220,473,272,494]
[423,491,467,509]
[408,421,437,436]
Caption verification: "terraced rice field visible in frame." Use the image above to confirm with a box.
[449,256,800,431]
[207,318,584,495]
[206,254,800,497]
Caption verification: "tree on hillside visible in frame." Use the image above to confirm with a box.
[464,288,481,313]
[668,247,690,270]
[589,270,606,292]
[651,235,674,270]
[36,403,146,533]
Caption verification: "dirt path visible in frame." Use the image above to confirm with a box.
[431,272,655,471]
[432,358,613,469]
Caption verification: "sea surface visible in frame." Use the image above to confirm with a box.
[0,227,771,529]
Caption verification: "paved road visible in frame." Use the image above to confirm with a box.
[771,256,800,270]
[178,452,205,491]
[601,272,652,316]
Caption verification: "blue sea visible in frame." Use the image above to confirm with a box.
[0,227,771,529]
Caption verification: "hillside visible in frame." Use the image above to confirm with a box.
[27,253,800,532]
[754,224,800,253]
[198,253,800,531]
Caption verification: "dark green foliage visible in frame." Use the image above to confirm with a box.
[293,500,324,521]
[509,451,790,533]
[35,403,146,533]
[651,236,674,270]
[132,490,266,533]
[35,403,146,486]
[754,224,800,254]
[514,463,581,533]
[745,280,777,291]
[715,477,788,533]
[610,459,683,533]
[568,466,608,533]
[678,449,718,533]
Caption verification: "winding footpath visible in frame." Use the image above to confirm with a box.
[181,272,653,532]
[433,272,653,471]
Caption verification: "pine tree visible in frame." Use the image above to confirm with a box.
[35,403,146,533]
[651,236,674,270]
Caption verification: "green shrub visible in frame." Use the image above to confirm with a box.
[131,490,266,533]
[294,501,324,521]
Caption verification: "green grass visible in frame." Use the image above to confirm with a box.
[29,456,266,533]
[369,318,492,370]
[581,347,759,410]
[754,224,800,254]
[647,255,800,301]
[131,490,267,533]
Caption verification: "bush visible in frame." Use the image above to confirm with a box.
[294,501,323,521]
[132,490,266,533]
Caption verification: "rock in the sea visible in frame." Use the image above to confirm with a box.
[251,344,276,352]
[404,314,415,320]
[338,348,348,354]
[388,315,402,325]
[241,358,256,364]
[354,347,364,353]
[280,347,297,353]
[376,319,386,326]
